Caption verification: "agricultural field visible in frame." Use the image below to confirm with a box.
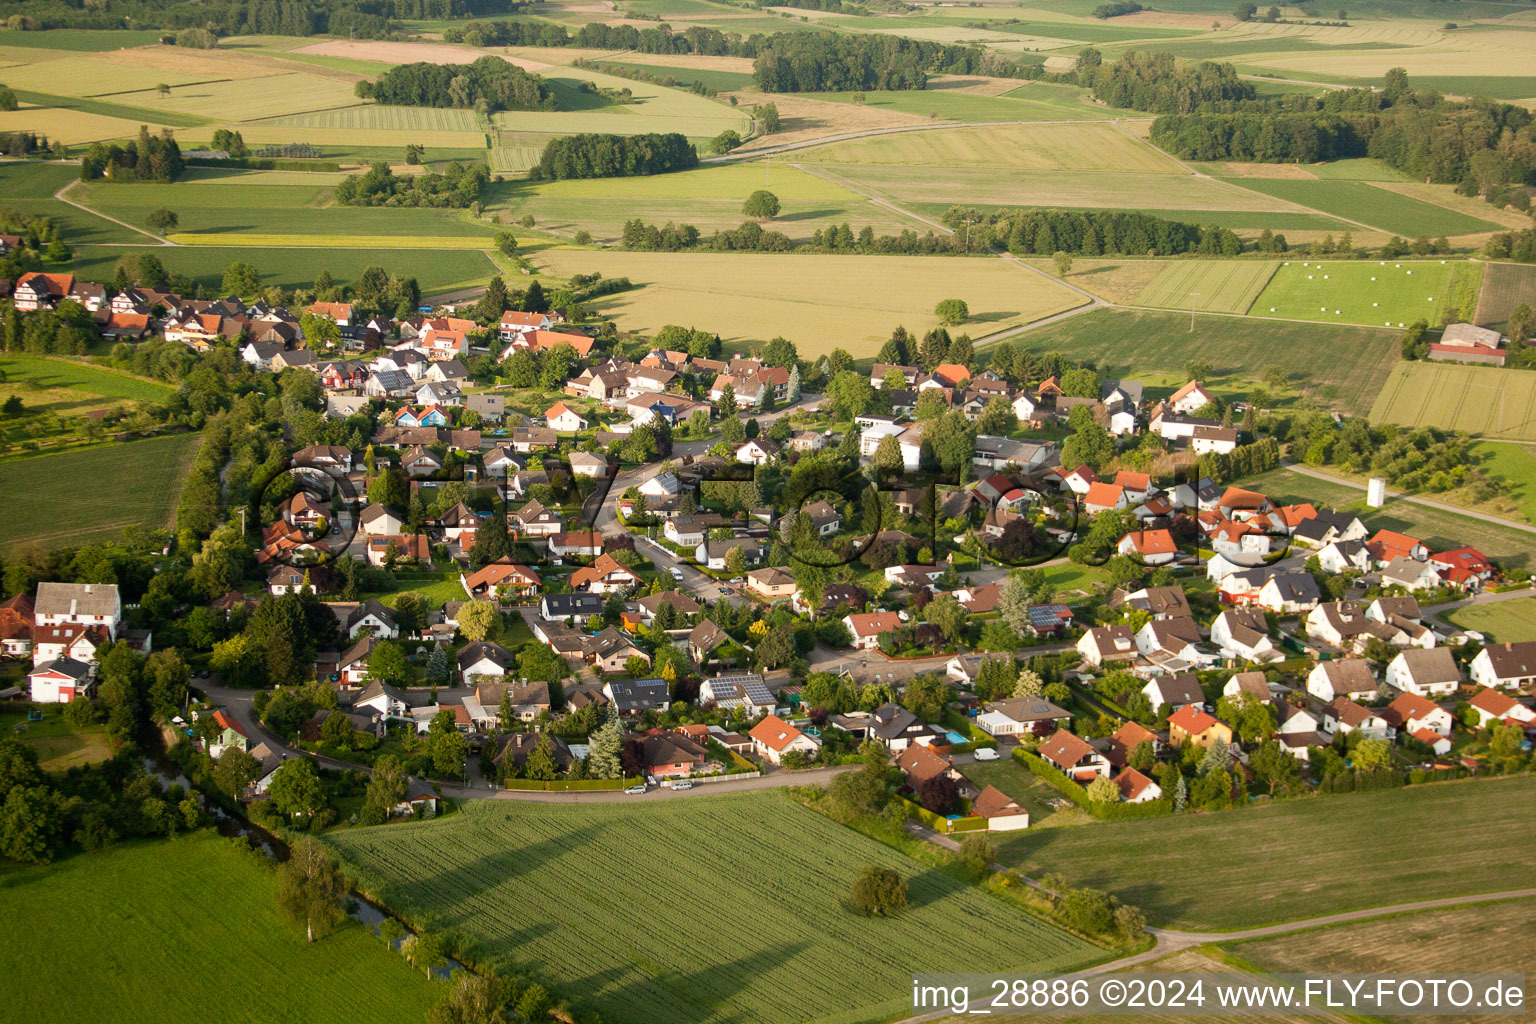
[1468,440,1536,524]
[1223,896,1536,1023]
[1475,262,1536,332]
[0,355,173,403]
[0,28,167,50]
[1220,178,1503,237]
[0,162,150,245]
[1448,597,1536,641]
[1001,308,1397,417]
[325,792,1101,1024]
[800,122,1183,173]
[1132,260,1278,314]
[0,433,201,554]
[0,104,169,145]
[1370,361,1536,443]
[998,775,1536,931]
[1250,259,1476,327]
[0,834,438,1024]
[73,245,497,296]
[110,72,361,121]
[532,248,1086,357]
[258,104,481,132]
[11,88,211,128]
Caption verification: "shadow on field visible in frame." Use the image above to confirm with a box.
[571,939,812,1024]
[968,309,1022,324]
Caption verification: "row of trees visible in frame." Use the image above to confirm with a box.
[0,0,516,37]
[533,132,698,180]
[334,160,488,208]
[752,31,1040,93]
[79,126,184,182]
[941,206,1242,258]
[355,56,554,112]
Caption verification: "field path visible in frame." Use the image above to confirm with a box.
[1278,460,1536,536]
[56,178,175,246]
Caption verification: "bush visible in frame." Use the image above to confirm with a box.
[850,862,907,916]
[934,298,969,325]
[1060,887,1114,933]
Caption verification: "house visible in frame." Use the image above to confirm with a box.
[510,499,562,538]
[568,452,611,479]
[31,623,110,667]
[745,567,798,600]
[354,680,410,720]
[1141,672,1205,713]
[1135,617,1218,668]
[800,500,842,537]
[972,785,1030,831]
[1166,705,1232,748]
[1223,671,1275,705]
[1211,607,1280,664]
[662,514,725,548]
[735,438,780,466]
[1168,379,1214,415]
[33,582,121,635]
[598,677,667,716]
[688,619,729,664]
[1469,642,1536,691]
[433,502,481,542]
[28,657,93,703]
[1428,547,1494,590]
[545,402,588,432]
[698,673,776,714]
[637,731,708,778]
[972,435,1054,473]
[749,714,819,765]
[694,538,764,572]
[1209,518,1272,566]
[247,743,284,796]
[844,611,903,650]
[0,594,34,657]
[365,534,431,568]
[1367,529,1429,567]
[1307,601,1409,654]
[569,553,641,594]
[336,636,378,686]
[1113,585,1191,620]
[1386,647,1460,697]
[1083,482,1127,514]
[1323,697,1393,740]
[1277,706,1327,759]
[1115,768,1162,804]
[1293,508,1369,549]
[207,710,249,759]
[401,445,443,478]
[462,561,540,599]
[540,593,605,623]
[1118,529,1177,566]
[358,504,405,537]
[1037,729,1111,781]
[976,698,1072,737]
[547,531,603,558]
[510,426,557,453]
[392,778,440,818]
[13,271,74,311]
[1104,720,1160,768]
[465,394,506,424]
[345,599,399,639]
[895,743,967,794]
[1380,691,1454,737]
[635,590,701,625]
[585,628,650,674]
[497,309,556,341]
[1319,539,1373,576]
[1467,687,1536,728]
[1307,659,1378,702]
[1381,557,1442,592]
[457,641,514,687]
[1077,625,1136,667]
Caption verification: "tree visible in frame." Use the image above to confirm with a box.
[872,433,903,474]
[364,754,407,820]
[976,395,1017,436]
[524,736,559,781]
[1249,740,1302,796]
[1061,887,1114,933]
[429,970,512,1024]
[1114,904,1146,944]
[368,467,409,511]
[743,190,781,219]
[1086,776,1119,803]
[213,747,260,797]
[457,600,500,641]
[1353,736,1393,771]
[923,593,966,642]
[0,785,62,864]
[828,763,887,819]
[934,298,969,325]
[1013,666,1044,699]
[786,363,801,403]
[588,714,623,779]
[367,641,409,685]
[145,208,179,235]
[267,759,326,818]
[850,863,907,916]
[405,143,425,164]
[959,833,996,877]
[276,838,348,943]
[1052,250,1073,276]
[711,129,742,154]
[221,261,261,298]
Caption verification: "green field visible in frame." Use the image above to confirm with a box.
[0,834,438,1024]
[1000,776,1536,931]
[533,247,1086,357]
[0,162,152,245]
[1134,260,1279,313]
[0,355,174,402]
[1474,262,1536,332]
[1251,259,1474,326]
[801,122,1183,172]
[74,245,497,295]
[599,61,755,92]
[1448,596,1536,641]
[1370,360,1536,443]
[1220,178,1504,236]
[906,202,1354,233]
[0,705,111,770]
[792,82,1118,123]
[1001,308,1397,417]
[257,103,483,132]
[0,433,201,553]
[0,28,168,50]
[326,792,1101,1024]
[12,87,213,127]
[1470,440,1536,524]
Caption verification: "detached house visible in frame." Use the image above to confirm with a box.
[1380,691,1454,737]
[1470,641,1536,691]
[1077,625,1137,667]
[569,553,641,594]
[1386,647,1460,697]
[1038,729,1110,781]
[1468,687,1536,728]
[749,714,819,765]
[1167,705,1231,749]
[1210,607,1280,664]
[844,611,902,650]
[1307,659,1378,702]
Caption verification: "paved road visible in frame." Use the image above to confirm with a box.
[1279,461,1536,537]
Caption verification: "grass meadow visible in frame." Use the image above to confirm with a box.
[1133,260,1278,314]
[0,834,439,1024]
[0,705,111,770]
[1469,440,1536,524]
[1001,308,1397,417]
[1251,259,1477,326]
[1475,262,1536,331]
[1370,361,1536,443]
[782,81,1118,122]
[73,245,497,295]
[998,775,1536,931]
[533,248,1085,356]
[0,433,201,553]
[0,355,174,403]
[1219,178,1503,236]
[325,793,1101,1024]
[1449,597,1536,641]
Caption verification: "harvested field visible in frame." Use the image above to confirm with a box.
[257,104,482,132]
[1134,259,1278,314]
[800,121,1184,172]
[110,72,362,120]
[1475,262,1536,330]
[0,105,168,144]
[1251,258,1473,326]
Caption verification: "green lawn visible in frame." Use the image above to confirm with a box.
[962,757,1089,828]
[1250,258,1476,327]
[372,570,469,611]
[0,27,166,49]
[0,706,112,770]
[1447,596,1536,641]
[0,834,439,1024]
[1219,178,1503,236]
[74,245,497,295]
[0,354,174,403]
[998,775,1536,931]
[326,791,1101,1024]
[1238,465,1536,571]
[1471,440,1536,524]
[998,308,1397,417]
[0,433,202,553]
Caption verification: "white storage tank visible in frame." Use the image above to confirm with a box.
[1367,477,1387,508]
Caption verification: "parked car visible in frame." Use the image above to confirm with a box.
[672,780,693,791]
[729,576,745,584]
[625,784,646,795]
[670,568,685,581]
[973,747,1001,761]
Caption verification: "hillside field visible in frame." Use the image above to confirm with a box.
[799,122,1184,173]
[0,834,438,1024]
[1251,259,1477,326]
[0,433,202,553]
[73,245,497,296]
[325,792,1102,1024]
[998,775,1536,931]
[1370,360,1536,442]
[1218,178,1503,237]
[533,248,1086,357]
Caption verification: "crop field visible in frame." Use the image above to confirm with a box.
[998,776,1536,931]
[1449,596,1536,642]
[782,83,1120,123]
[1370,361,1536,442]
[0,433,201,553]
[1001,308,1396,416]
[12,87,211,128]
[1371,180,1536,231]
[73,245,496,295]
[0,53,214,95]
[1221,178,1504,236]
[1133,260,1278,313]
[0,28,167,50]
[0,834,438,1024]
[194,123,489,151]
[110,72,362,121]
[533,248,1086,356]
[800,122,1183,172]
[1250,259,1473,326]
[257,103,482,132]
[0,105,170,145]
[326,793,1100,1024]
[488,65,749,138]
[1475,262,1536,331]
[1224,897,1536,1018]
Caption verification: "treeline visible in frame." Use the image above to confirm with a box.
[1193,437,1279,485]
[1072,50,1254,114]
[1486,229,1536,263]
[752,32,1041,93]
[0,0,518,37]
[620,218,965,255]
[355,56,553,112]
[334,160,488,207]
[1092,0,1143,15]
[443,17,753,56]
[533,133,697,180]
[79,127,184,183]
[942,206,1241,257]
[0,131,64,159]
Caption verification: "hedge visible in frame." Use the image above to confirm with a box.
[183,156,343,172]
[943,709,998,750]
[499,777,628,791]
[1013,747,1171,821]
[892,793,986,835]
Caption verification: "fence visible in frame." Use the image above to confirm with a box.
[673,770,761,786]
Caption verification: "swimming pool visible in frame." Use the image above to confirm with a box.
[944,731,968,744]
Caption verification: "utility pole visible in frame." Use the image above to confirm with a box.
[1189,291,1199,332]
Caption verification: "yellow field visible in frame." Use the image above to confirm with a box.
[513,161,858,201]
[1370,361,1536,441]
[111,72,361,121]
[800,122,1184,172]
[167,233,496,249]
[0,106,170,144]
[0,55,212,95]
[187,124,487,149]
[1136,260,1278,313]
[532,248,1087,355]
[256,104,482,132]
[1249,27,1536,78]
